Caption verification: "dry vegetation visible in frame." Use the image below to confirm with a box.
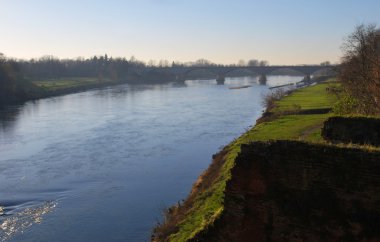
[261,88,288,110]
[338,24,380,114]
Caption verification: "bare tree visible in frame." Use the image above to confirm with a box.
[237,59,246,66]
[147,60,157,67]
[158,59,169,67]
[194,58,213,67]
[248,59,259,66]
[339,24,380,114]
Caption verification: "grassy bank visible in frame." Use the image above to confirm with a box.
[154,80,340,241]
[0,77,124,107]
[14,77,128,103]
[32,77,118,92]
[273,82,338,112]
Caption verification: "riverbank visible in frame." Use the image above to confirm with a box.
[0,77,127,107]
[0,71,181,107]
[1,74,251,107]
[153,79,380,241]
[32,77,125,99]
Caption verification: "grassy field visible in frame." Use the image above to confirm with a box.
[273,82,339,112]
[165,79,340,241]
[247,114,331,142]
[32,77,116,91]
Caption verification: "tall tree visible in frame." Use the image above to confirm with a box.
[248,59,259,66]
[339,24,380,114]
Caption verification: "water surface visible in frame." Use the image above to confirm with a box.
[0,76,301,241]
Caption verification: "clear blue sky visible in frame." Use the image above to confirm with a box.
[1,0,380,65]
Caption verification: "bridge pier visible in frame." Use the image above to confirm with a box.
[303,74,311,83]
[258,74,267,85]
[175,75,186,83]
[216,75,225,85]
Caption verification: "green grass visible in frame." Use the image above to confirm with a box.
[32,77,114,91]
[273,82,339,112]
[166,80,339,241]
[245,113,332,142]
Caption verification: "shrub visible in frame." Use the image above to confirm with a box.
[262,88,287,109]
[333,93,360,115]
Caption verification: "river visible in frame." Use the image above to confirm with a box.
[0,76,302,242]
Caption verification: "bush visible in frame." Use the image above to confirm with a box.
[262,88,287,109]
[333,93,360,115]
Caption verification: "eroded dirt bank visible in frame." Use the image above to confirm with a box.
[192,141,380,242]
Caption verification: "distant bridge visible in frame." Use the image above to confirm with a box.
[147,65,337,85]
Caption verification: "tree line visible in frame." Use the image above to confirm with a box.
[0,53,272,105]
[0,53,43,105]
[1,54,271,80]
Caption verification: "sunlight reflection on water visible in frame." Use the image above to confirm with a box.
[0,202,56,241]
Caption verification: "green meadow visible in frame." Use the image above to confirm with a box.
[32,77,115,91]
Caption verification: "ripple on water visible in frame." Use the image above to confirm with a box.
[0,201,56,241]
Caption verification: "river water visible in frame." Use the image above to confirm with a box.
[0,76,302,242]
